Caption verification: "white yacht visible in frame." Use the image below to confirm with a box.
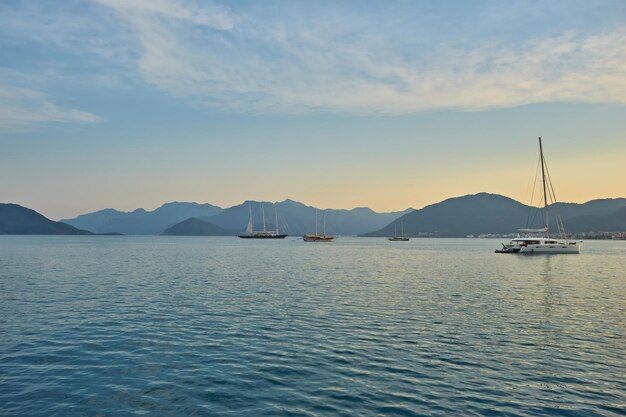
[496,138,581,254]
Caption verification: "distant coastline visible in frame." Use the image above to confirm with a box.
[3,192,625,238]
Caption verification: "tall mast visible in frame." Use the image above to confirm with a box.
[323,211,326,236]
[394,223,397,237]
[401,221,404,238]
[539,137,550,238]
[315,209,318,235]
[247,202,253,234]
[262,203,266,232]
[274,203,279,234]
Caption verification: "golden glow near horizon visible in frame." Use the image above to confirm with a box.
[8,137,623,221]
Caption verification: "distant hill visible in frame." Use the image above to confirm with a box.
[62,202,223,234]
[64,199,411,236]
[56,194,626,238]
[563,207,626,232]
[161,218,236,236]
[363,193,626,237]
[193,199,412,236]
[550,198,626,220]
[0,204,92,235]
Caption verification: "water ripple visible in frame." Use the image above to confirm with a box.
[1,236,625,416]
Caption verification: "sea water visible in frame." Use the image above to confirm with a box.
[1,236,624,416]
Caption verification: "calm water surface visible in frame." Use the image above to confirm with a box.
[1,236,624,416]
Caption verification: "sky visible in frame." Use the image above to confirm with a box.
[1,0,625,220]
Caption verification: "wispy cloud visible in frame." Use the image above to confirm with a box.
[2,0,625,117]
[0,87,101,129]
[93,0,626,113]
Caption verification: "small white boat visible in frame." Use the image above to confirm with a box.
[496,137,581,254]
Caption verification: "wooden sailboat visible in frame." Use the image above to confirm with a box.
[303,209,334,242]
[238,202,287,239]
[388,221,409,241]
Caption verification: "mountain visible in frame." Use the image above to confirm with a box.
[563,207,626,232]
[161,218,236,236]
[551,198,626,219]
[363,193,626,237]
[61,202,223,234]
[193,199,412,236]
[1,204,92,235]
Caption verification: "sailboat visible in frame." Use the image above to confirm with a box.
[495,137,580,254]
[238,202,287,239]
[303,209,334,242]
[388,221,409,241]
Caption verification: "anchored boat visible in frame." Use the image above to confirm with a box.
[496,137,580,254]
[303,209,334,242]
[388,221,409,241]
[238,202,287,239]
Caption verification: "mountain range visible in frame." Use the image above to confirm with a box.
[363,193,626,237]
[63,199,412,236]
[60,202,223,235]
[3,193,626,236]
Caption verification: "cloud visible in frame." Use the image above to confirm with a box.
[96,0,236,30]
[2,0,625,115]
[93,0,626,114]
[0,87,101,129]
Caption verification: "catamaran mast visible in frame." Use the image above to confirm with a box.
[274,203,279,234]
[315,209,318,235]
[539,137,550,238]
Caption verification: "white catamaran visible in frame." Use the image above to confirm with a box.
[496,137,581,254]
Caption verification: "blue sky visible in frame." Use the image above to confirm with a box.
[1,0,625,219]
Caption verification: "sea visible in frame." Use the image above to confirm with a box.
[1,236,624,416]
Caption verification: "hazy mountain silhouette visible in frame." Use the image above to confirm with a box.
[193,199,412,236]
[63,199,410,236]
[562,207,626,232]
[46,194,626,237]
[363,193,626,237]
[161,218,237,236]
[550,198,626,218]
[1,204,92,235]
[62,202,223,234]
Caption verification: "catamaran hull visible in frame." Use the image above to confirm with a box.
[519,244,580,254]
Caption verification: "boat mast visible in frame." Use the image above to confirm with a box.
[539,137,549,238]
[315,209,318,235]
[394,223,397,237]
[401,221,404,238]
[262,203,266,232]
[247,202,253,234]
[274,203,279,234]
[323,211,326,236]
